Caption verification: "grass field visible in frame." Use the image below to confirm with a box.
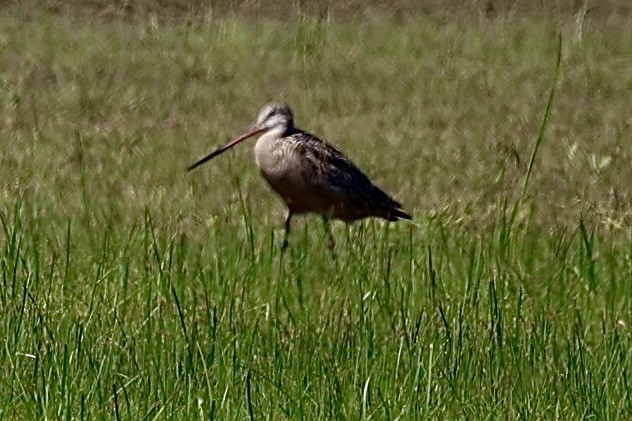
[1,3,632,419]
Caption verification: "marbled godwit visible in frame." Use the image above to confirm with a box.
[188,102,411,249]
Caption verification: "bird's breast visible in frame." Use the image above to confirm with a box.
[254,134,318,205]
[255,135,299,182]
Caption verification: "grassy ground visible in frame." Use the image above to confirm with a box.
[1,4,632,419]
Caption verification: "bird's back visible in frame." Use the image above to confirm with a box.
[280,130,411,222]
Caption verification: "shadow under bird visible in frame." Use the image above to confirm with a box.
[188,102,412,249]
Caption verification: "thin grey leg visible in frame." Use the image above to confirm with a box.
[281,211,293,252]
[322,216,335,251]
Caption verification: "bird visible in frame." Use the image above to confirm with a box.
[188,102,412,250]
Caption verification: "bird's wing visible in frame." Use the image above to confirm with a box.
[289,132,403,210]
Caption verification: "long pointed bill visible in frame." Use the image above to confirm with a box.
[187,125,266,172]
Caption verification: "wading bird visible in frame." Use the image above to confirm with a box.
[188,102,411,249]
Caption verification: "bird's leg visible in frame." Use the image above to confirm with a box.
[281,211,293,252]
[322,216,335,251]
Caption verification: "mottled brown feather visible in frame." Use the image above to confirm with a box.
[283,129,411,222]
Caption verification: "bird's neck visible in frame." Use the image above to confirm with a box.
[267,123,300,138]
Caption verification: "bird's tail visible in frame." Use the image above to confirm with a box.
[383,207,412,221]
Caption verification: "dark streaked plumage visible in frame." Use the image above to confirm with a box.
[188,102,411,249]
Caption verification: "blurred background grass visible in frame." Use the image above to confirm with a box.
[8,0,632,21]
[1,1,631,237]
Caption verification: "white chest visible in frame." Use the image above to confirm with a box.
[254,133,295,178]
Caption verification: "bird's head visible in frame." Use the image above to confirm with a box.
[187,102,294,171]
[254,102,294,133]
